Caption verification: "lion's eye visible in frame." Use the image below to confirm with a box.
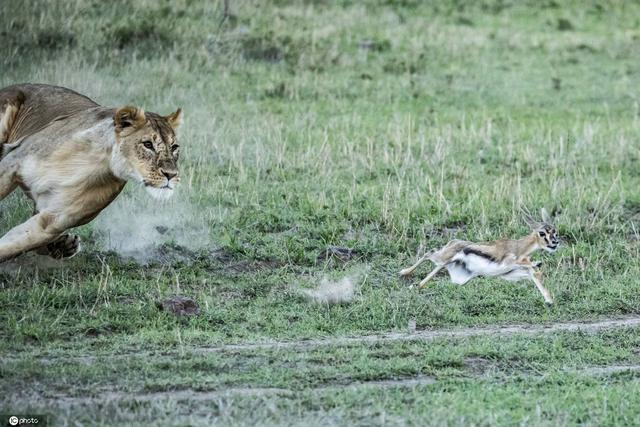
[171,144,179,152]
[142,141,155,151]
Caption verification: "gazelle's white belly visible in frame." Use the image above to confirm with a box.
[445,252,532,285]
[455,253,512,277]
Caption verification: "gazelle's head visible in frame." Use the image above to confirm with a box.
[525,208,560,253]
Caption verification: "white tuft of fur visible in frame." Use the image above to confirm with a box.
[446,262,474,284]
[303,276,356,304]
[145,186,174,201]
[109,143,137,182]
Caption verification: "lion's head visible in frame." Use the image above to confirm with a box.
[111,106,182,200]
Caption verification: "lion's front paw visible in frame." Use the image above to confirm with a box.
[44,235,81,259]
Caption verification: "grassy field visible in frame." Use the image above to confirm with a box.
[1,0,640,425]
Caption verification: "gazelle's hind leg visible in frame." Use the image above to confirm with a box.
[415,265,444,289]
[530,270,553,305]
[399,251,432,276]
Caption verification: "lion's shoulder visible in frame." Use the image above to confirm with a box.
[0,84,100,146]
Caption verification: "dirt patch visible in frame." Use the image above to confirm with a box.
[0,252,63,277]
[147,243,201,265]
[9,316,640,367]
[204,316,640,353]
[8,376,436,409]
[464,357,492,375]
[579,365,640,375]
[557,18,574,31]
[316,246,360,263]
[431,219,468,237]
[157,296,200,317]
[7,365,637,411]
[112,245,281,273]
[84,325,116,338]
[223,259,282,273]
[205,248,282,273]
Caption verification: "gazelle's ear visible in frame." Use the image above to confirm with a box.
[540,208,552,224]
[520,206,538,228]
[166,108,182,130]
[114,106,146,133]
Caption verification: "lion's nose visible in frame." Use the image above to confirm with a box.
[161,170,177,181]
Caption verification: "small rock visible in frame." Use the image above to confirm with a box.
[157,296,200,317]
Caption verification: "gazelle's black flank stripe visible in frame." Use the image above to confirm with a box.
[462,247,497,263]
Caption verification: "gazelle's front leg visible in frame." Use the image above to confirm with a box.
[0,212,65,262]
[530,270,553,305]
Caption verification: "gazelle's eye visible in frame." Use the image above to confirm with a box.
[171,144,179,152]
[142,140,155,151]
[538,231,546,237]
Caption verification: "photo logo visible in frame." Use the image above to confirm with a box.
[8,416,18,426]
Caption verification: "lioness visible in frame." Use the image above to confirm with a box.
[0,83,182,262]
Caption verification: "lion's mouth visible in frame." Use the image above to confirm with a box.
[143,180,176,190]
[145,185,174,201]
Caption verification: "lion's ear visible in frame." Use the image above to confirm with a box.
[166,108,182,130]
[114,106,146,132]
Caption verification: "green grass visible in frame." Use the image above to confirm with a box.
[1,0,639,425]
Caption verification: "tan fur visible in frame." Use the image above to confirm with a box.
[0,103,19,146]
[0,84,183,262]
[400,211,559,304]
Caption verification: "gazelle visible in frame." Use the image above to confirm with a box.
[400,209,559,305]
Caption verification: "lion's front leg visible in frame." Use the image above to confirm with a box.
[0,212,67,263]
[35,234,81,259]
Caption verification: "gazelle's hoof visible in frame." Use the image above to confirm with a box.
[399,268,412,276]
[544,300,554,306]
